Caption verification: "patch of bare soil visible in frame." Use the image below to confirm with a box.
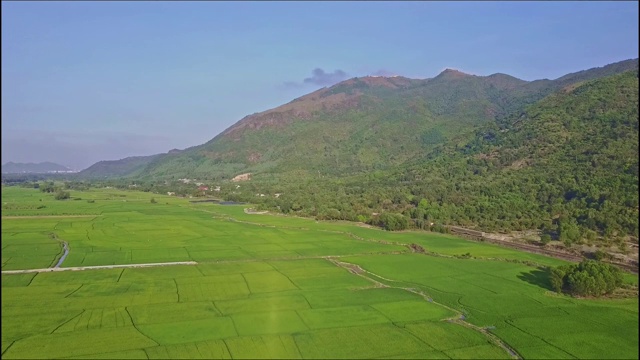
[474,228,638,272]
[231,173,251,182]
[244,208,268,215]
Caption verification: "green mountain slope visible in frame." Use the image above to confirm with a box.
[108,58,637,181]
[229,69,638,246]
[78,154,165,179]
[444,69,638,239]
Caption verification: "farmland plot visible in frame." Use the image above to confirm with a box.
[1,187,638,359]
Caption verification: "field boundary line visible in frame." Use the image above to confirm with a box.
[125,307,160,347]
[116,268,125,282]
[275,269,302,290]
[222,339,233,358]
[504,319,577,358]
[50,309,85,334]
[1,340,15,357]
[25,272,37,287]
[173,278,181,303]
[1,261,198,274]
[65,284,84,298]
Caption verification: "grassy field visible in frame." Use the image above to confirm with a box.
[1,186,638,359]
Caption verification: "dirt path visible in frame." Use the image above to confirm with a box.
[447,226,638,274]
[1,261,198,275]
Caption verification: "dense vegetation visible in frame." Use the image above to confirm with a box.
[549,260,624,297]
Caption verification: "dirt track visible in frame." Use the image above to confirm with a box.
[1,261,198,275]
[448,226,639,273]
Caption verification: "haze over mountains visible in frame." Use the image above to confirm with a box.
[1,162,75,174]
[78,58,638,180]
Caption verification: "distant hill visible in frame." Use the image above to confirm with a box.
[77,154,164,179]
[1,161,74,174]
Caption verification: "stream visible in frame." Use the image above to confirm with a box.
[54,241,69,268]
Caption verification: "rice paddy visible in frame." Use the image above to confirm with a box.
[1,186,638,359]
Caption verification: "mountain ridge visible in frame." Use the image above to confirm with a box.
[77,58,638,180]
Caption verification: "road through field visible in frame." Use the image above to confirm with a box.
[0,251,406,275]
[1,215,100,219]
[1,261,198,274]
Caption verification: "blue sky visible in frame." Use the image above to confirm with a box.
[2,1,638,170]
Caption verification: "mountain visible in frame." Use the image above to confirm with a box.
[79,58,637,181]
[77,154,164,179]
[97,58,635,181]
[225,68,638,244]
[1,161,74,174]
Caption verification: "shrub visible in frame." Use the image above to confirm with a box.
[548,260,623,297]
[374,213,409,231]
[54,190,70,200]
[540,234,552,245]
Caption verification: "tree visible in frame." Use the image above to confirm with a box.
[54,190,70,200]
[40,183,55,193]
[549,266,568,293]
[375,213,409,231]
[559,217,581,246]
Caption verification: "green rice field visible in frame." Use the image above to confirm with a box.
[1,186,638,359]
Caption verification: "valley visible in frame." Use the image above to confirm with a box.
[2,59,638,360]
[3,3,638,359]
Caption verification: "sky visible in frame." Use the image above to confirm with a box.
[2,1,638,170]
